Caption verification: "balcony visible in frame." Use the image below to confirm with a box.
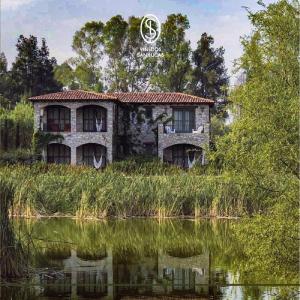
[164,122,205,134]
[42,123,71,132]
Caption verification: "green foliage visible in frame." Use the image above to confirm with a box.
[0,101,34,151]
[188,33,229,119]
[0,149,34,165]
[211,0,299,205]
[10,35,61,102]
[0,52,13,104]
[211,0,299,290]
[189,33,228,100]
[234,197,298,283]
[0,163,249,218]
[54,62,79,90]
[103,15,156,92]
[152,14,191,92]
[32,130,64,158]
[69,21,104,91]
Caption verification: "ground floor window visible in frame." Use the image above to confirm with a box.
[164,144,202,168]
[81,144,106,167]
[47,144,71,164]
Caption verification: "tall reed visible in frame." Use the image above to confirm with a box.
[0,162,258,219]
[0,177,26,278]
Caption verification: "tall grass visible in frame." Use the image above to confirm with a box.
[0,161,259,218]
[0,178,26,278]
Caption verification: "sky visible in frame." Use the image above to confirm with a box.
[1,0,275,84]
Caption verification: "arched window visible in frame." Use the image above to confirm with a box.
[164,144,202,168]
[79,143,106,167]
[46,106,70,132]
[82,106,107,132]
[47,144,71,164]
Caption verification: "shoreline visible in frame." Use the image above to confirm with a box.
[11,214,241,220]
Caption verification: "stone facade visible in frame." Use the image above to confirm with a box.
[33,101,116,164]
[33,100,210,166]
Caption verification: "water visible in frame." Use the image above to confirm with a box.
[1,218,298,299]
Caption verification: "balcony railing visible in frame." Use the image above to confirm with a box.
[42,123,71,132]
[164,120,195,133]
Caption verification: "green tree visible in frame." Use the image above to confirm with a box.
[151,14,191,92]
[54,62,79,90]
[103,15,156,92]
[190,33,228,100]
[10,35,61,102]
[0,52,13,107]
[189,33,228,118]
[212,0,299,284]
[68,21,104,91]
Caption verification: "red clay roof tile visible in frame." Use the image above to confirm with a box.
[29,90,214,105]
[108,92,214,104]
[29,90,117,101]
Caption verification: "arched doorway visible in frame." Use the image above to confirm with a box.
[47,143,71,164]
[163,144,202,168]
[77,143,107,168]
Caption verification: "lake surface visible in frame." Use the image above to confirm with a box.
[1,218,298,299]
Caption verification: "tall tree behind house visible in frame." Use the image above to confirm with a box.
[10,35,61,102]
[189,33,229,118]
[151,14,191,92]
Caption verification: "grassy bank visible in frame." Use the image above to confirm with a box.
[0,161,254,218]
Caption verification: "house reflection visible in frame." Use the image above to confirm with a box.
[35,248,216,299]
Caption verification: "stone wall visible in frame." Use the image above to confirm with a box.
[33,100,211,165]
[117,104,210,160]
[33,101,116,164]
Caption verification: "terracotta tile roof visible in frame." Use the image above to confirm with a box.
[29,90,118,101]
[108,92,214,104]
[30,90,214,105]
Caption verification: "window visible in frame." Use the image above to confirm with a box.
[173,108,195,133]
[47,106,70,132]
[83,106,107,132]
[144,106,153,119]
[172,144,187,168]
[82,144,106,167]
[47,144,70,164]
[171,145,200,168]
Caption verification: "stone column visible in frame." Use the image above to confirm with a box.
[106,143,113,164]
[71,146,77,165]
[157,123,164,161]
[70,106,77,133]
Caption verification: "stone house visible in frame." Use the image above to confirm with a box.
[30,90,214,168]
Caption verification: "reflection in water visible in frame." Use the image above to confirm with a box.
[0,219,298,299]
[33,248,214,299]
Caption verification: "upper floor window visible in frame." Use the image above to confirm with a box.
[173,108,195,133]
[46,106,70,132]
[83,106,107,132]
[144,106,153,119]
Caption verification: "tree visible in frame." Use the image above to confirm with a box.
[190,33,228,100]
[103,15,156,92]
[68,21,104,91]
[151,14,191,92]
[189,33,228,118]
[10,35,61,102]
[0,52,13,106]
[54,62,79,90]
[212,0,299,208]
[210,2,299,291]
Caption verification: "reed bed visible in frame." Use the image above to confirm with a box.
[0,162,257,218]
[0,178,26,278]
